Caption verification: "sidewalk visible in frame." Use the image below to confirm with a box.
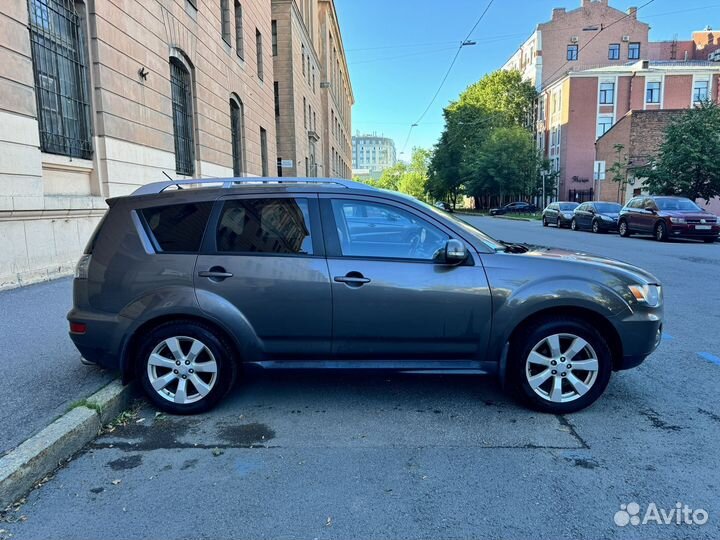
[0,278,113,457]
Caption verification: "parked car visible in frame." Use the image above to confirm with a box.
[542,202,579,228]
[571,202,622,233]
[434,201,453,213]
[68,178,663,415]
[489,202,537,216]
[618,196,719,243]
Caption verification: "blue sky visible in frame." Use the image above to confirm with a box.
[336,0,719,160]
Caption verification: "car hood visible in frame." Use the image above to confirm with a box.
[599,212,620,219]
[521,245,660,284]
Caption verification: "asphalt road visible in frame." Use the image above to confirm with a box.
[3,218,720,539]
[0,278,113,457]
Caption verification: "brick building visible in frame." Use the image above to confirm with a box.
[540,61,720,201]
[504,0,720,203]
[0,0,352,288]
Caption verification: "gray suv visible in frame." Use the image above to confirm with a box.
[68,178,663,415]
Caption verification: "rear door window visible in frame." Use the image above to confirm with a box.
[216,198,313,255]
[140,202,213,253]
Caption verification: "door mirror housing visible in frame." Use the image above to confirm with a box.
[442,239,468,264]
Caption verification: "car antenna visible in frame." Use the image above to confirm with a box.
[162,170,183,189]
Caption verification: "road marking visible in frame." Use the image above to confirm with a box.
[697,352,720,366]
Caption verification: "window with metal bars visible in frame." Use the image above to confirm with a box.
[27,0,93,159]
[256,29,264,81]
[221,0,232,45]
[234,1,244,59]
[260,127,268,176]
[230,97,245,176]
[170,57,195,176]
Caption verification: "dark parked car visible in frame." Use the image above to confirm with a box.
[618,196,719,243]
[69,178,663,415]
[571,202,622,233]
[434,201,453,213]
[489,202,537,216]
[542,202,579,228]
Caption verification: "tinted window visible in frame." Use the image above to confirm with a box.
[559,203,578,211]
[141,202,213,253]
[595,203,621,213]
[627,198,642,209]
[331,199,449,261]
[655,198,701,211]
[576,204,587,211]
[217,198,313,255]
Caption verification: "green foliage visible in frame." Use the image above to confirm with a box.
[607,144,630,202]
[639,102,720,201]
[428,69,540,208]
[371,147,431,201]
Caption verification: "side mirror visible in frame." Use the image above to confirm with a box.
[645,206,656,214]
[443,239,468,264]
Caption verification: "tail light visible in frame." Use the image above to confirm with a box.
[75,254,92,279]
[70,322,87,334]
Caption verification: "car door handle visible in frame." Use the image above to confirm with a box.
[334,273,371,286]
[198,268,233,280]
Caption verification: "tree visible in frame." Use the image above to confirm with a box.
[607,143,630,203]
[429,69,538,208]
[371,147,431,201]
[640,102,720,202]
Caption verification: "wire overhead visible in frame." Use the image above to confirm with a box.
[400,0,496,154]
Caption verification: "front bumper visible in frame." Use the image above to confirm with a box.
[669,223,720,238]
[612,307,663,371]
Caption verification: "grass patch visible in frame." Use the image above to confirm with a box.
[66,399,102,414]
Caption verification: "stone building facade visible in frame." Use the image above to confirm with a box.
[0,0,352,289]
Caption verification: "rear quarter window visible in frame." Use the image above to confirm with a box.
[140,202,213,253]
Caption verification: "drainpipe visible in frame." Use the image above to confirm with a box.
[628,72,636,111]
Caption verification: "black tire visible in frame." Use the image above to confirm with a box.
[137,321,236,415]
[703,237,717,244]
[507,317,613,414]
[571,218,578,231]
[654,221,668,242]
[592,220,602,234]
[542,217,548,227]
[556,217,562,228]
[618,220,631,237]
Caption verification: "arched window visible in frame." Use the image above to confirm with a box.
[169,56,195,175]
[230,95,245,176]
[28,0,93,158]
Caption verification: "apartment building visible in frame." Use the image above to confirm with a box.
[504,0,720,202]
[351,133,397,178]
[540,61,720,201]
[0,0,352,288]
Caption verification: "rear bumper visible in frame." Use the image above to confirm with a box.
[67,306,126,371]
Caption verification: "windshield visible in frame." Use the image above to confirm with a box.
[595,203,621,213]
[559,203,579,210]
[655,198,701,211]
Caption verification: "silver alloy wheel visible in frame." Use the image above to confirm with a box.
[525,333,599,403]
[146,336,218,405]
[619,221,628,236]
[592,220,599,233]
[571,219,577,231]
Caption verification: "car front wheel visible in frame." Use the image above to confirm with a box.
[508,317,612,413]
[571,218,578,231]
[138,321,236,414]
[543,217,548,227]
[655,221,668,242]
[618,220,631,237]
[556,217,562,228]
[592,220,601,234]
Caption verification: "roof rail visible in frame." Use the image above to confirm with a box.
[130,177,375,196]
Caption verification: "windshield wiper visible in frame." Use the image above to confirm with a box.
[499,240,530,254]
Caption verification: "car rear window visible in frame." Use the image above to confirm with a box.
[140,202,213,253]
[216,198,313,255]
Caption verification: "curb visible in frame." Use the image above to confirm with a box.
[0,380,136,509]
[493,216,534,222]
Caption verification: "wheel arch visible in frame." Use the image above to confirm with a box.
[120,313,246,383]
[499,306,624,385]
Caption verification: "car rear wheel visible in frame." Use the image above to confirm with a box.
[618,220,631,237]
[655,221,668,242]
[571,218,578,231]
[138,321,236,414]
[508,318,612,414]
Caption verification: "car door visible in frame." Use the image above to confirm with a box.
[580,203,593,228]
[623,198,641,231]
[194,194,332,358]
[636,197,657,233]
[320,194,492,361]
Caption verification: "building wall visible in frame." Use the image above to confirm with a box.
[272,0,324,177]
[536,0,650,89]
[318,0,353,179]
[351,134,397,174]
[0,0,280,288]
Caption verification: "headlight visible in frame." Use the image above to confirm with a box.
[670,217,685,224]
[628,284,661,307]
[601,215,614,222]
